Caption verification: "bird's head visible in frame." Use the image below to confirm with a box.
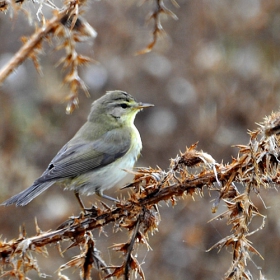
[88,91,154,126]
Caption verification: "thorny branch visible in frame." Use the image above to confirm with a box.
[136,0,178,55]
[0,1,75,84]
[0,0,177,112]
[0,0,97,113]
[1,111,280,279]
[1,1,280,279]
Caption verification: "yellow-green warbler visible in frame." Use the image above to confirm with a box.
[1,91,153,209]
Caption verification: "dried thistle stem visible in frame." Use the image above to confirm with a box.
[0,5,73,85]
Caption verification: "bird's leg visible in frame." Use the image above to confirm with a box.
[96,190,120,203]
[74,192,98,214]
[74,190,119,213]
[74,191,86,210]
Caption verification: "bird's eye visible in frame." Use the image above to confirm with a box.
[120,103,128,109]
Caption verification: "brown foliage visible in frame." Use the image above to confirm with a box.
[1,1,280,280]
[1,111,280,279]
[0,0,173,113]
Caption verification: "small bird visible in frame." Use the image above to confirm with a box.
[1,91,153,209]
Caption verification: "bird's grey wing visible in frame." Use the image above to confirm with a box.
[36,128,131,183]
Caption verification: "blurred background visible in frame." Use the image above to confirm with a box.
[1,0,280,279]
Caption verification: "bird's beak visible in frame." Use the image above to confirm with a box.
[136,102,154,109]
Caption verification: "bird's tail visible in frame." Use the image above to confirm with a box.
[1,181,54,206]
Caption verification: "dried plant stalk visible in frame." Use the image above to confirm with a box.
[0,0,177,112]
[0,4,74,84]
[1,111,280,279]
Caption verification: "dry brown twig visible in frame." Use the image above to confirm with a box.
[1,111,280,279]
[1,1,280,279]
[0,0,177,112]
[0,0,96,113]
[136,0,178,55]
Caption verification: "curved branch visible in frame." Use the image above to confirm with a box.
[0,4,74,85]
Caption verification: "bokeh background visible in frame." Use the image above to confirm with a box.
[1,0,280,279]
